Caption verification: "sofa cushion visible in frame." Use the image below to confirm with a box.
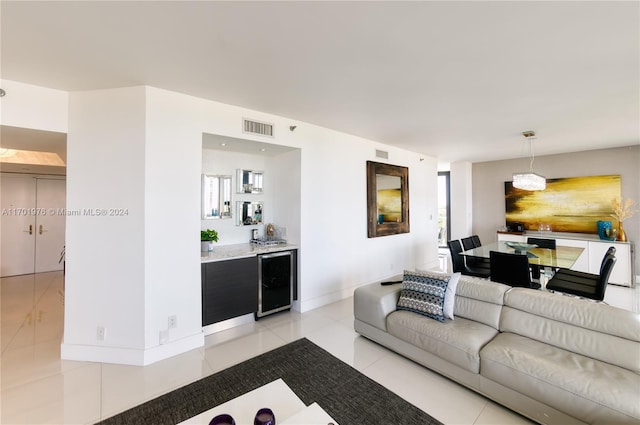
[453,276,510,330]
[481,332,640,423]
[387,310,499,373]
[502,288,640,373]
[397,270,452,322]
[505,288,640,341]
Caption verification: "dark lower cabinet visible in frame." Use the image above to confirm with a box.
[202,256,258,326]
[201,249,298,326]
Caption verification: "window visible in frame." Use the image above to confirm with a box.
[438,172,450,247]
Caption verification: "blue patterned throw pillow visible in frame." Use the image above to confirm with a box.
[397,270,451,322]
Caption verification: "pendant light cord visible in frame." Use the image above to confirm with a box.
[528,137,535,172]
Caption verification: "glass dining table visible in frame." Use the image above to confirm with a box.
[460,241,585,270]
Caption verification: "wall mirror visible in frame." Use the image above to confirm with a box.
[237,169,264,193]
[202,174,232,219]
[236,201,263,225]
[366,161,409,237]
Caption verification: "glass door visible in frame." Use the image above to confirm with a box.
[258,251,292,317]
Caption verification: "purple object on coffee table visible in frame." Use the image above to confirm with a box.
[254,407,275,425]
[209,413,235,425]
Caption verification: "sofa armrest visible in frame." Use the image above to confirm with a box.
[354,281,402,332]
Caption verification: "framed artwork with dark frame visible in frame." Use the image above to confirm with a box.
[367,160,410,238]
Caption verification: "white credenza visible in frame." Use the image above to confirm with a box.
[497,232,634,287]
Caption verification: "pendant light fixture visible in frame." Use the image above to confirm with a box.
[512,131,546,191]
[513,131,547,190]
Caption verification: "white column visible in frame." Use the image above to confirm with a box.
[62,86,203,365]
[449,161,473,240]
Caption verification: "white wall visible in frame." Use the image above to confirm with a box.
[472,145,640,273]
[296,127,437,310]
[63,87,149,363]
[62,86,206,364]
[268,149,301,246]
[449,161,473,240]
[0,80,68,131]
[56,83,438,365]
[144,88,205,361]
[149,88,438,314]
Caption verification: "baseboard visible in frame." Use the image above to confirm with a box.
[298,272,403,313]
[203,313,255,336]
[298,290,350,313]
[61,332,204,366]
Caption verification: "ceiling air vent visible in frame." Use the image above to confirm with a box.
[243,118,274,137]
[375,149,389,160]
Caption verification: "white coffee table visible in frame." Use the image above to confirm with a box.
[178,378,338,425]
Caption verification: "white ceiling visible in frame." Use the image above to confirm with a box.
[202,133,298,156]
[1,1,638,164]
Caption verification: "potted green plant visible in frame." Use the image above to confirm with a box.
[201,229,219,252]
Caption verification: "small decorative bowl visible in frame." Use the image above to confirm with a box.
[505,242,538,252]
[602,227,618,241]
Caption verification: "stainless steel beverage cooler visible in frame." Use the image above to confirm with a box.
[256,251,293,318]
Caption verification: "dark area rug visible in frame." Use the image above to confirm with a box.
[97,338,443,425]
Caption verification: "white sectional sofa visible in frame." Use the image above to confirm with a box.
[354,275,640,425]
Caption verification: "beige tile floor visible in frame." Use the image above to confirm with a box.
[0,271,536,425]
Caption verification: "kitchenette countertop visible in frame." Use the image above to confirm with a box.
[201,243,298,263]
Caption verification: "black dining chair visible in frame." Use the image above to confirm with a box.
[527,237,557,280]
[546,254,616,301]
[447,240,466,273]
[490,251,540,289]
[461,237,475,251]
[447,240,491,278]
[462,235,491,270]
[555,247,616,279]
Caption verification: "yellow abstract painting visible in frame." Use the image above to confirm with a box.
[505,175,621,233]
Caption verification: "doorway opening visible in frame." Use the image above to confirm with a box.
[0,125,66,277]
[1,175,66,277]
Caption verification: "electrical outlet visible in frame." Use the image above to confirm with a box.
[168,315,177,329]
[97,326,106,341]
